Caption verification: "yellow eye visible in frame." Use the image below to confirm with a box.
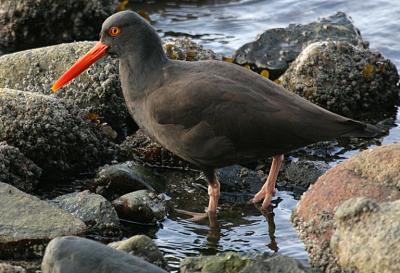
[108,27,121,37]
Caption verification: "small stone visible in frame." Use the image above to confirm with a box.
[0,263,26,273]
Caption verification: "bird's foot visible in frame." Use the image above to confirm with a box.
[252,188,276,210]
[175,209,209,222]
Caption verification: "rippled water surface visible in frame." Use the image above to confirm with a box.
[124,0,400,270]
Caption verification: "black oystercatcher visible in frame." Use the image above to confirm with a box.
[52,11,382,217]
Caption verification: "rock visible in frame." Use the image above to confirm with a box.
[217,165,264,193]
[41,236,168,273]
[0,263,26,273]
[51,190,120,235]
[0,0,118,53]
[0,88,118,180]
[234,12,365,77]
[0,182,86,259]
[180,252,317,273]
[112,190,167,223]
[282,160,330,190]
[92,161,166,199]
[292,143,400,273]
[0,42,127,130]
[331,198,400,273]
[109,235,167,269]
[0,142,41,192]
[120,129,191,169]
[280,41,399,117]
[163,37,218,61]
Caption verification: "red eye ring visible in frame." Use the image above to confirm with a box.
[108,27,121,37]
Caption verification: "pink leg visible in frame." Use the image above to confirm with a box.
[252,154,284,209]
[207,177,220,215]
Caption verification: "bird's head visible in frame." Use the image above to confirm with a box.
[52,11,160,92]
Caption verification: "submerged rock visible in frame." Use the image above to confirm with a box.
[292,143,400,273]
[234,12,365,76]
[331,198,400,273]
[51,190,120,235]
[0,182,86,259]
[280,41,399,117]
[0,0,118,53]
[282,160,330,190]
[109,235,167,269]
[41,236,168,273]
[0,42,127,130]
[0,142,41,192]
[0,88,117,180]
[93,161,166,199]
[0,263,26,273]
[181,252,316,273]
[112,190,167,223]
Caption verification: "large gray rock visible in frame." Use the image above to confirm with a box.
[0,142,41,192]
[181,252,317,273]
[51,190,120,235]
[331,198,400,273]
[280,41,399,117]
[92,161,166,199]
[234,12,365,76]
[0,88,118,180]
[112,190,167,223]
[0,0,118,53]
[0,182,86,259]
[109,235,167,269]
[164,37,218,61]
[41,236,168,273]
[0,42,127,130]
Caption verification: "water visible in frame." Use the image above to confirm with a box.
[119,0,400,270]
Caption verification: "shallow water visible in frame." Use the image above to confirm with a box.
[122,0,400,271]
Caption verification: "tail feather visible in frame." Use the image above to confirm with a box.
[341,120,385,138]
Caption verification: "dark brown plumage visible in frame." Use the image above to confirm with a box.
[52,11,382,218]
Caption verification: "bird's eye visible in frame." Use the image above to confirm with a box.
[108,26,121,37]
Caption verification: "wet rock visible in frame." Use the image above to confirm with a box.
[0,142,41,192]
[0,0,118,53]
[51,190,120,235]
[0,182,86,259]
[109,235,167,269]
[181,252,317,273]
[0,263,26,273]
[164,37,218,61]
[217,165,264,193]
[120,129,191,169]
[0,88,118,180]
[92,161,166,199]
[234,12,365,77]
[0,42,127,130]
[112,190,167,223]
[292,143,400,273]
[282,160,330,190]
[331,198,400,273]
[41,236,168,273]
[280,41,399,117]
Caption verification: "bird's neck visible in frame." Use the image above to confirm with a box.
[119,38,167,99]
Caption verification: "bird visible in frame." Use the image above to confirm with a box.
[52,10,382,219]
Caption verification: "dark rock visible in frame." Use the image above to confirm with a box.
[0,88,118,180]
[0,0,118,53]
[0,263,26,273]
[331,198,400,273]
[112,190,167,223]
[92,161,166,199]
[280,41,399,117]
[217,165,264,193]
[282,160,330,190]
[120,129,191,169]
[234,12,365,76]
[51,190,120,235]
[292,143,400,273]
[41,236,168,273]
[0,142,41,192]
[181,252,317,273]
[0,182,86,259]
[109,235,167,269]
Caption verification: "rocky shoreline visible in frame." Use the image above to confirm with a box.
[0,1,399,273]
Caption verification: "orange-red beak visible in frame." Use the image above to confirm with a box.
[51,42,109,92]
